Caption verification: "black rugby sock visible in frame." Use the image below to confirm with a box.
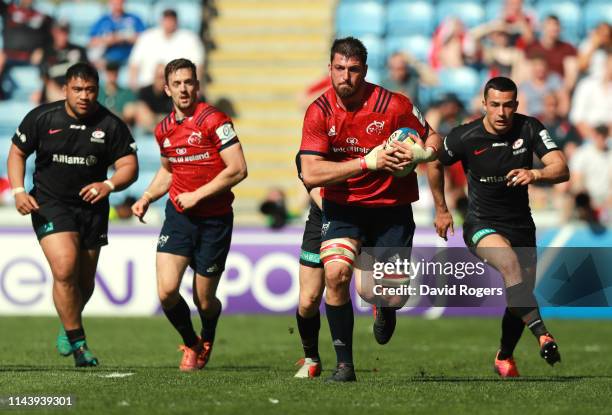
[199,301,222,344]
[498,307,525,360]
[66,327,86,345]
[162,296,198,347]
[296,309,321,360]
[325,301,354,365]
[506,283,548,338]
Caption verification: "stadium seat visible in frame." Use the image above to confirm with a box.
[135,135,162,171]
[0,100,33,129]
[436,1,485,29]
[360,35,385,69]
[36,0,57,18]
[435,67,481,107]
[56,2,106,46]
[584,1,612,33]
[335,1,385,37]
[152,1,202,33]
[365,68,382,85]
[125,0,154,27]
[386,1,435,36]
[385,35,432,63]
[535,1,582,41]
[6,66,42,102]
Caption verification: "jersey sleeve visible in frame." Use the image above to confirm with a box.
[438,127,465,166]
[205,111,239,152]
[11,108,41,156]
[107,119,137,163]
[529,117,559,159]
[300,103,329,156]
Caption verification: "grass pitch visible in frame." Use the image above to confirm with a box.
[1,315,611,414]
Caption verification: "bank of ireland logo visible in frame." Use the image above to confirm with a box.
[176,147,187,155]
[366,120,385,135]
[158,234,169,248]
[346,137,358,145]
[188,131,203,146]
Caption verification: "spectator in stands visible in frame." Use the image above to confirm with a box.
[135,63,173,132]
[89,0,145,67]
[518,54,569,117]
[429,17,469,70]
[569,125,611,216]
[498,0,535,48]
[470,21,527,81]
[259,188,289,230]
[577,22,611,78]
[425,93,466,138]
[525,15,577,89]
[98,61,136,124]
[128,9,205,92]
[537,93,581,152]
[380,52,435,108]
[570,49,612,140]
[36,20,88,103]
[0,0,53,99]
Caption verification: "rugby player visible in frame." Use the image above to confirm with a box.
[300,37,453,382]
[7,62,138,367]
[131,58,247,372]
[439,77,569,377]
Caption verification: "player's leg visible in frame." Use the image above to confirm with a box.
[191,213,234,369]
[295,203,325,378]
[369,205,415,345]
[156,202,200,371]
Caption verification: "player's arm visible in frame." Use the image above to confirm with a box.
[131,157,173,222]
[7,144,39,215]
[174,142,248,211]
[80,153,139,204]
[309,187,322,210]
[427,159,454,240]
[507,150,569,187]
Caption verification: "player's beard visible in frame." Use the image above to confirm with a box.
[334,82,358,99]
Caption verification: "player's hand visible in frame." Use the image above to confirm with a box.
[434,208,454,241]
[79,182,111,204]
[14,192,39,215]
[175,191,200,210]
[131,197,150,224]
[506,169,541,187]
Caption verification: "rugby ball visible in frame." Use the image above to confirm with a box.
[384,127,419,177]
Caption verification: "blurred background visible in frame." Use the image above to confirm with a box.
[0,0,610,316]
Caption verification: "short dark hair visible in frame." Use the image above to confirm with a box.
[162,9,177,19]
[545,15,560,24]
[330,37,368,65]
[65,62,99,85]
[164,58,197,83]
[484,76,517,100]
[594,124,609,138]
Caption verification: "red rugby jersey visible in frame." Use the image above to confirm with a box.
[154,102,239,217]
[299,83,429,207]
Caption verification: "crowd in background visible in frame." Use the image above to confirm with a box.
[0,0,610,226]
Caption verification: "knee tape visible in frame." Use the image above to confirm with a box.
[320,238,357,269]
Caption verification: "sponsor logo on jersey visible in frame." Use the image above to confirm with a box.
[512,138,523,149]
[331,145,369,154]
[328,126,336,136]
[90,130,105,143]
[176,147,187,155]
[479,176,507,183]
[346,137,359,145]
[215,123,237,145]
[51,154,97,166]
[188,131,203,146]
[158,234,169,248]
[366,120,385,135]
[513,148,527,155]
[16,128,26,143]
[48,128,62,135]
[539,129,558,150]
[70,124,86,130]
[412,105,426,127]
[474,147,489,155]
[163,138,171,148]
[168,152,210,163]
[86,156,97,166]
[492,142,508,147]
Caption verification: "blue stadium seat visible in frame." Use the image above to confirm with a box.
[335,1,385,37]
[6,66,42,101]
[386,1,435,36]
[365,68,382,85]
[360,35,385,69]
[36,0,57,18]
[125,0,154,27]
[135,136,162,171]
[436,1,485,29]
[435,67,481,107]
[535,1,582,41]
[128,170,157,198]
[0,101,33,129]
[584,1,612,32]
[152,1,202,33]
[56,2,106,46]
[385,35,432,63]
